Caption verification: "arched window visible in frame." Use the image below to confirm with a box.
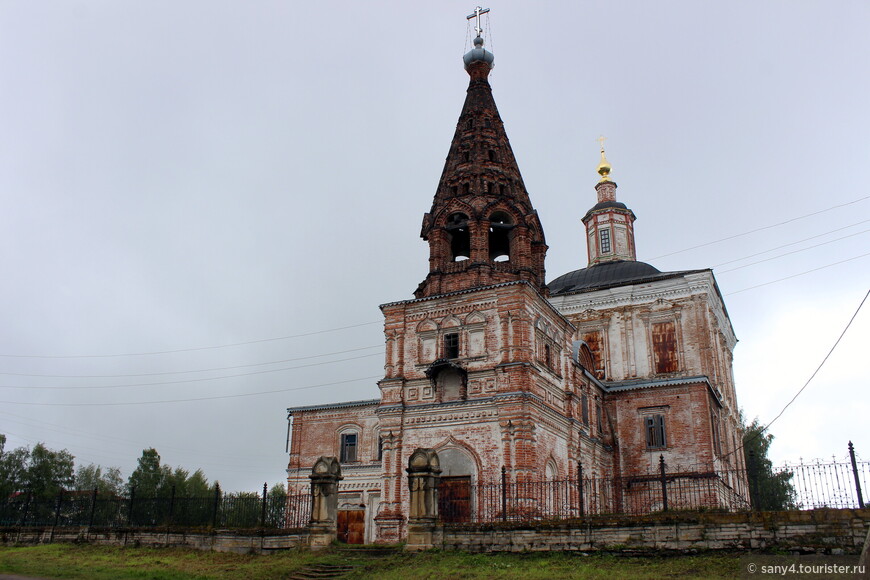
[488,211,514,262]
[446,213,470,261]
[339,429,359,463]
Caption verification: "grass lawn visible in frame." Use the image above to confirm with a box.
[0,544,743,579]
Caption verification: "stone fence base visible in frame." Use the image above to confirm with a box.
[442,509,870,554]
[0,527,308,554]
[2,509,868,556]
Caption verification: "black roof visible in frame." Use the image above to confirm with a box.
[547,260,703,295]
[583,201,635,222]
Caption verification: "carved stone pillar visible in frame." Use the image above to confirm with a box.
[405,448,442,551]
[308,456,342,549]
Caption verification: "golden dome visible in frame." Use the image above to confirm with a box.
[597,148,612,182]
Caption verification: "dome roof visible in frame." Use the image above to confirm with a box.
[548,260,667,295]
[582,200,634,222]
[463,36,494,68]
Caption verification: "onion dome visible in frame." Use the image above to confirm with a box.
[463,36,494,69]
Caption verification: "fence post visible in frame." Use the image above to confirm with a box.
[659,455,668,512]
[501,466,507,522]
[127,486,136,527]
[20,490,32,527]
[577,461,585,517]
[88,488,98,529]
[168,485,176,527]
[211,484,221,528]
[260,482,268,528]
[849,441,865,509]
[50,489,64,543]
[748,450,761,511]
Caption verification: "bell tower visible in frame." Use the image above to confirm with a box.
[415,33,547,298]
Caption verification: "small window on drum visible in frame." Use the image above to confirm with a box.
[599,228,611,254]
[488,211,514,262]
[446,213,470,261]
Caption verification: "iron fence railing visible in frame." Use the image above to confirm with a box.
[440,456,869,525]
[2,453,866,531]
[0,488,311,530]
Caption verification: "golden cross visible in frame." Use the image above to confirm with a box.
[597,135,607,152]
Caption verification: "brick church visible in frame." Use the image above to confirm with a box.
[286,31,746,543]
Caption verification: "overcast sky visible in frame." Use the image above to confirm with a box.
[1,1,868,492]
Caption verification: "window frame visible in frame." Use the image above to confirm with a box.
[645,414,667,449]
[599,228,611,254]
[444,332,460,359]
[339,431,358,463]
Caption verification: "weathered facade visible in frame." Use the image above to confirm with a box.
[286,34,747,543]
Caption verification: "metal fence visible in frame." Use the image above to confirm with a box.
[440,455,869,525]
[0,487,311,530]
[3,452,867,531]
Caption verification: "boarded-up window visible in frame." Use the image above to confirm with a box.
[582,331,605,379]
[711,412,722,456]
[340,433,358,463]
[651,321,678,374]
[645,415,666,449]
[581,394,589,425]
[596,404,603,434]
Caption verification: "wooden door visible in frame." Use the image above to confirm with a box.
[438,476,471,523]
[337,509,365,544]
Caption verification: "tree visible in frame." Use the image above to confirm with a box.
[266,482,289,528]
[742,416,798,510]
[0,434,29,499]
[23,443,75,499]
[127,448,170,496]
[74,464,124,496]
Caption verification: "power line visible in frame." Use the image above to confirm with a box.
[0,320,382,360]
[716,228,870,274]
[712,219,870,268]
[761,288,869,434]
[725,252,870,295]
[0,352,382,390]
[720,288,869,463]
[0,410,279,461]
[0,375,382,407]
[650,195,870,261]
[0,344,382,379]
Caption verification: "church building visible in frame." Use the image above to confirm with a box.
[286,29,747,544]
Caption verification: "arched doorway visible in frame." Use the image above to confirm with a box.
[436,447,476,523]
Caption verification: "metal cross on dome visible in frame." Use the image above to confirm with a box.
[467,6,490,38]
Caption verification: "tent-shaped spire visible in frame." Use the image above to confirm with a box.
[415,38,547,298]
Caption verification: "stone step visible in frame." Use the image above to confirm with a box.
[287,564,355,580]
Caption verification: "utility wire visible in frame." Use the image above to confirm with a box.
[725,252,870,295]
[0,375,382,407]
[650,195,870,261]
[0,320,382,360]
[720,288,869,463]
[762,288,869,434]
[0,352,382,390]
[716,228,870,274]
[1,198,865,362]
[712,219,870,268]
[0,410,279,461]
[0,344,382,379]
